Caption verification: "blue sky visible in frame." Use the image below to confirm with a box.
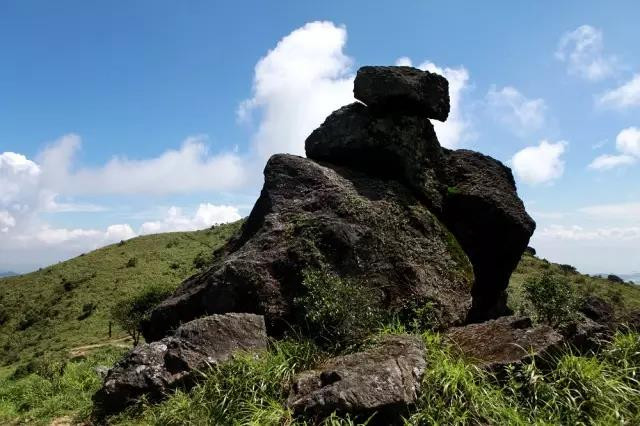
[1,1,639,274]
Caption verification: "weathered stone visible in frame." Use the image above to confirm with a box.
[305,102,446,211]
[94,313,267,415]
[442,150,536,320]
[559,315,609,351]
[142,154,474,342]
[446,316,563,370]
[288,335,426,424]
[354,66,450,121]
[579,295,615,327]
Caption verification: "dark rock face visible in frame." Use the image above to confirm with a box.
[446,316,563,370]
[288,335,426,424]
[143,154,474,341]
[442,150,536,320]
[580,295,615,327]
[305,102,446,211]
[94,313,267,415]
[525,246,537,256]
[354,66,450,121]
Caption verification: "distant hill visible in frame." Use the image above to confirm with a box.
[0,271,17,278]
[0,221,242,370]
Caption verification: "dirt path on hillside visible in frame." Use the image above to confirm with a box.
[68,336,133,358]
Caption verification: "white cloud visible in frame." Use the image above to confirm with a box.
[511,140,567,185]
[589,127,640,170]
[239,21,355,160]
[39,135,246,196]
[395,57,472,148]
[598,74,640,109]
[556,25,617,81]
[616,126,640,156]
[486,86,546,134]
[588,154,636,170]
[140,204,241,235]
[580,202,640,222]
[0,210,16,233]
[537,224,640,241]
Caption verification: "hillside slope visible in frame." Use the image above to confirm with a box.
[0,221,242,371]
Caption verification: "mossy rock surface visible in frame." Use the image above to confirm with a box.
[143,154,474,341]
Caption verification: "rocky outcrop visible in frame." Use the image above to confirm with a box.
[354,66,450,120]
[305,102,446,211]
[143,154,474,341]
[446,316,563,370]
[442,149,536,319]
[142,65,534,342]
[288,335,426,424]
[94,313,267,415]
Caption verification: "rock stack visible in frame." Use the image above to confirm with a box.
[96,65,539,419]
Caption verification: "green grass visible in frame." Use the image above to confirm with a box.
[0,221,242,372]
[2,228,640,425]
[508,252,640,321]
[0,346,127,425]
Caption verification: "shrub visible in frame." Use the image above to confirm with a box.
[608,274,624,283]
[294,268,384,348]
[523,273,578,326]
[558,264,577,274]
[77,303,97,321]
[110,284,173,345]
[0,305,8,325]
[125,257,138,268]
[192,251,212,271]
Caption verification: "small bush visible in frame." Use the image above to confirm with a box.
[125,257,138,268]
[192,251,212,270]
[523,273,578,326]
[294,268,384,348]
[559,264,577,274]
[110,284,173,345]
[0,305,9,325]
[77,303,97,321]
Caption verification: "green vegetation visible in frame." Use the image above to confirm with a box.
[522,272,579,326]
[508,251,640,321]
[294,268,384,348]
[110,283,174,345]
[0,221,242,373]
[2,227,640,424]
[0,346,126,425]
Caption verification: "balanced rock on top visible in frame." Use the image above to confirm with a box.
[354,65,450,120]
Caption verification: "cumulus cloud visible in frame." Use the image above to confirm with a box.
[589,127,640,170]
[511,140,567,185]
[140,204,241,234]
[395,57,471,148]
[598,74,640,109]
[239,21,355,160]
[39,134,246,196]
[486,86,546,135]
[556,25,617,81]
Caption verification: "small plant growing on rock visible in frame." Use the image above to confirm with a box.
[294,268,384,348]
[523,273,577,326]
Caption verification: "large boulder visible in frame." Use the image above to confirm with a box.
[94,313,267,415]
[288,335,426,424]
[354,66,450,121]
[442,149,536,320]
[446,316,563,370]
[305,102,446,211]
[142,154,474,342]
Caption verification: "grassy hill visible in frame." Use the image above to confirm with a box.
[1,227,640,424]
[0,221,242,375]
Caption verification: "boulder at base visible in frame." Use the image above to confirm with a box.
[94,313,267,415]
[445,316,563,370]
[142,154,474,342]
[288,335,426,424]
